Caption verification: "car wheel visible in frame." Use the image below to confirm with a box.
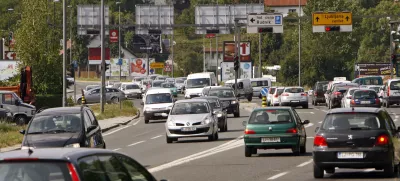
[313,164,324,178]
[258,94,262,99]
[292,143,301,156]
[252,148,257,154]
[300,138,306,154]
[328,101,331,109]
[166,135,173,144]
[144,118,150,124]
[215,132,219,140]
[234,111,240,118]
[303,104,308,109]
[15,115,27,126]
[245,146,252,157]
[208,132,215,141]
[111,97,119,104]
[103,143,106,149]
[384,162,396,177]
[247,95,252,102]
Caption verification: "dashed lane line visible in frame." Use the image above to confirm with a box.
[305,123,314,128]
[151,135,163,139]
[296,159,313,167]
[267,172,289,180]
[112,148,121,151]
[128,141,145,147]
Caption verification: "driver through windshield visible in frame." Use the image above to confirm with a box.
[146,93,172,104]
[187,78,210,88]
[27,114,82,134]
[208,89,235,98]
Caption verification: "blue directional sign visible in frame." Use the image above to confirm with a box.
[261,87,269,96]
[149,69,154,74]
[117,58,123,65]
[275,16,281,24]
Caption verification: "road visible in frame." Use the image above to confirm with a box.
[100,94,400,181]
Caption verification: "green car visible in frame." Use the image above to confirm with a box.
[161,82,178,97]
[242,107,309,157]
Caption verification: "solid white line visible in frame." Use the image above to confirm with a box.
[305,123,314,128]
[112,148,121,151]
[128,141,145,147]
[318,121,322,124]
[307,137,314,139]
[151,135,162,139]
[395,119,398,122]
[310,112,314,114]
[103,125,132,136]
[267,172,289,180]
[363,168,375,172]
[297,159,313,167]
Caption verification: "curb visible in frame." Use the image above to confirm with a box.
[0,144,21,153]
[101,110,140,133]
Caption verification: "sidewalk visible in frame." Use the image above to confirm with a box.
[0,111,140,153]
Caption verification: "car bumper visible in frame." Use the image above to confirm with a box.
[185,94,201,99]
[143,110,170,120]
[387,96,400,104]
[244,134,300,149]
[280,100,308,106]
[226,104,239,114]
[125,93,140,98]
[313,147,393,169]
[350,104,380,108]
[166,124,214,138]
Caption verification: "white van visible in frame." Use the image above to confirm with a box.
[185,72,217,99]
[250,78,271,98]
[0,91,36,125]
[224,79,253,101]
[141,88,175,124]
[382,79,400,108]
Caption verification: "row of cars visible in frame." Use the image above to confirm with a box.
[265,87,309,108]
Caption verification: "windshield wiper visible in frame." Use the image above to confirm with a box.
[350,127,371,130]
[43,129,75,133]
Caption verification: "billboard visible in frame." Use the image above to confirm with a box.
[106,58,129,77]
[356,63,395,76]
[130,58,155,76]
[223,41,251,62]
[221,62,252,81]
[88,48,111,65]
[0,60,19,80]
[130,35,161,54]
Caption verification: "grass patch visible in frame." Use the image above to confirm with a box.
[89,100,138,120]
[76,77,131,82]
[0,121,25,148]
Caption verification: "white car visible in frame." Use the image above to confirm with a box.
[120,83,142,99]
[271,87,284,106]
[142,88,175,124]
[340,87,360,108]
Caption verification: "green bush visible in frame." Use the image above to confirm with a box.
[35,94,62,110]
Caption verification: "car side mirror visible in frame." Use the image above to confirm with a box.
[15,100,21,105]
[161,113,168,117]
[19,129,25,135]
[315,127,320,133]
[242,121,247,126]
[302,120,310,124]
[86,125,97,133]
[140,102,144,105]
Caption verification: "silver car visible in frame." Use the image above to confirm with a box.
[340,87,360,108]
[77,87,126,104]
[164,99,219,143]
[279,87,308,108]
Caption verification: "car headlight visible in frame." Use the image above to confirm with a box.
[202,119,211,125]
[167,119,175,126]
[21,146,34,150]
[65,143,80,148]
[217,113,223,117]
[144,107,153,111]
[231,100,237,104]
[6,112,12,117]
[167,105,173,110]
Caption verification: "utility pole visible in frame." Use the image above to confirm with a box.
[298,0,301,86]
[390,23,394,79]
[62,0,67,107]
[68,5,76,103]
[234,18,239,97]
[258,33,261,77]
[100,0,105,113]
[117,2,121,82]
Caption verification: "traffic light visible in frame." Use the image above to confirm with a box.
[206,29,220,34]
[325,26,340,32]
[148,29,162,34]
[234,55,239,71]
[258,27,273,33]
[392,54,397,65]
[9,32,13,41]
[70,63,75,78]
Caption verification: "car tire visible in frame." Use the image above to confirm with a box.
[313,164,324,178]
[111,97,119,104]
[292,144,301,156]
[384,162,396,178]
[300,139,306,154]
[166,135,173,144]
[247,95,252,102]
[303,104,308,109]
[234,110,240,118]
[215,131,219,140]
[15,115,27,126]
[208,130,216,141]
[245,146,252,157]
[144,118,150,124]
[225,121,228,132]
[77,98,82,105]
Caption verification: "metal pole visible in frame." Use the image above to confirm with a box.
[70,6,76,102]
[258,33,261,78]
[210,37,212,73]
[216,35,218,82]
[100,0,105,113]
[390,23,394,79]
[62,0,67,107]
[118,4,122,109]
[298,0,301,86]
[203,35,206,72]
[234,19,239,97]
[172,33,174,77]
[147,39,150,76]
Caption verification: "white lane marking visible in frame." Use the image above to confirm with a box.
[363,168,375,172]
[297,112,314,114]
[305,123,314,128]
[149,136,244,173]
[267,172,289,180]
[112,148,121,151]
[103,125,132,136]
[307,137,314,139]
[318,121,322,124]
[133,119,141,125]
[395,119,398,122]
[297,159,313,167]
[128,141,145,147]
[396,115,399,119]
[151,135,163,139]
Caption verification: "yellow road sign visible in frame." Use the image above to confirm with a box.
[150,62,164,69]
[312,12,352,26]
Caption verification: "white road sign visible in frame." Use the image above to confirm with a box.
[247,14,283,26]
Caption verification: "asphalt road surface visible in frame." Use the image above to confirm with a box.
[98,95,400,181]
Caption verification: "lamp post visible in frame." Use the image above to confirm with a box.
[7,8,14,51]
[116,2,121,81]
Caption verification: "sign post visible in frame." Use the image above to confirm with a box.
[312,12,353,33]
[261,87,268,107]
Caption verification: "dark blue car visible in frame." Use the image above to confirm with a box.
[350,89,381,108]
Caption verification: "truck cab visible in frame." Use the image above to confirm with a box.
[0,91,36,125]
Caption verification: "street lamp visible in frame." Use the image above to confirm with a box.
[116,1,122,81]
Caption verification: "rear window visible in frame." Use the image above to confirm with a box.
[390,81,400,90]
[364,78,381,85]
[269,88,276,94]
[0,161,71,181]
[322,113,382,130]
[348,89,359,95]
[248,109,293,124]
[316,83,328,91]
[353,90,378,99]
[251,81,269,87]
[276,89,284,95]
[369,87,380,92]
[284,88,304,93]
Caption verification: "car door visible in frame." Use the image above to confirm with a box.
[86,109,105,148]
[86,88,100,103]
[292,109,306,143]
[82,110,98,148]
[382,110,400,162]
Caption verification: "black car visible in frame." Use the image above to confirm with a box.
[311,81,329,106]
[194,96,228,132]
[313,107,400,178]
[327,83,359,109]
[20,106,106,149]
[0,148,159,181]
[202,86,240,117]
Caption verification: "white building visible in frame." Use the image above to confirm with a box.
[264,0,307,17]
[87,35,137,61]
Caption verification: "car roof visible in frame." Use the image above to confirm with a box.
[327,107,381,114]
[146,88,171,94]
[38,107,83,115]
[0,148,115,161]
[176,99,209,103]
[253,107,293,111]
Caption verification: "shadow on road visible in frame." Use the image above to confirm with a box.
[326,171,391,179]
[175,137,237,144]
[255,152,312,157]
[149,120,167,124]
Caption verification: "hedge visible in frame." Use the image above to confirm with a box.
[35,94,62,110]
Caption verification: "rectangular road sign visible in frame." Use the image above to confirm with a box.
[150,62,164,69]
[247,14,283,26]
[312,12,352,26]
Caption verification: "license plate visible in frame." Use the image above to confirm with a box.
[337,152,363,159]
[181,127,196,131]
[291,100,300,102]
[154,113,162,116]
[360,101,370,104]
[261,137,281,143]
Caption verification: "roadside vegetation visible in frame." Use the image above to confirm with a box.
[90,100,138,120]
[0,121,24,148]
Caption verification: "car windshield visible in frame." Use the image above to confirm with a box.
[175,79,184,83]
[125,84,140,89]
[207,99,221,109]
[162,83,175,88]
[285,88,304,93]
[171,102,209,115]
[187,78,210,88]
[208,89,235,98]
[153,81,164,87]
[86,85,99,91]
[276,88,284,95]
[27,113,82,134]
[248,109,293,124]
[145,93,172,104]
[269,88,276,94]
[0,162,72,181]
[390,81,400,90]
[369,87,380,92]
[322,113,382,130]
[134,77,145,81]
[353,90,378,99]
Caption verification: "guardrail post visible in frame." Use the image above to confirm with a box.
[262,95,267,107]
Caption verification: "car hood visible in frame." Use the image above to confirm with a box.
[185,88,203,95]
[22,132,80,148]
[169,114,209,123]
[218,97,237,101]
[20,102,36,109]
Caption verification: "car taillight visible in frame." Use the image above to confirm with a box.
[67,162,80,181]
[376,134,389,146]
[301,93,307,96]
[274,94,278,98]
[350,100,355,105]
[286,128,297,133]
[375,98,380,104]
[314,92,317,96]
[244,129,256,134]
[281,93,289,96]
[334,91,342,96]
[314,135,327,147]
[388,86,390,96]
